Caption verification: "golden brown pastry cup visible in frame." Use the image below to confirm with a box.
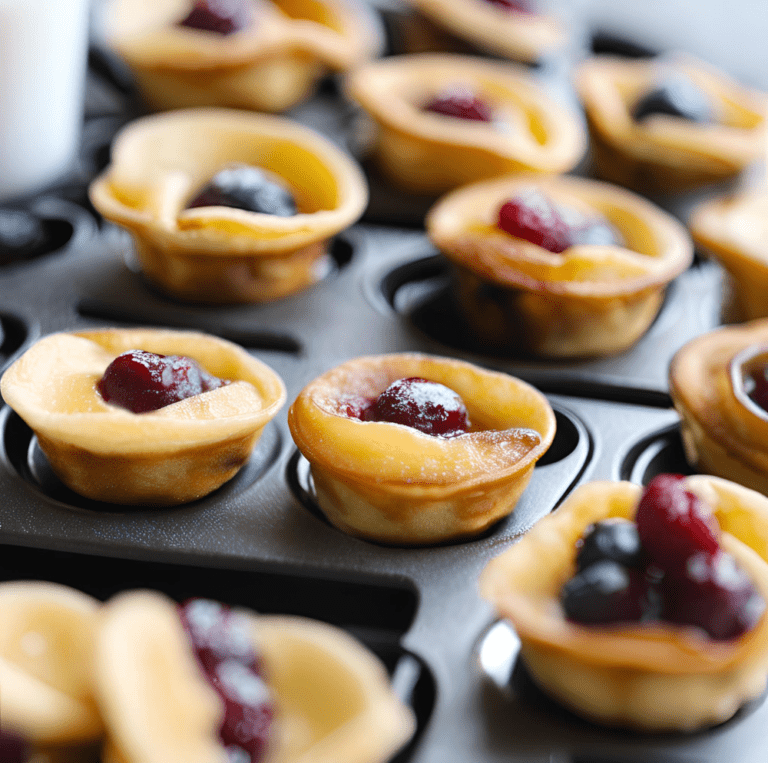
[576,55,768,194]
[0,582,103,748]
[345,53,586,196]
[95,589,415,763]
[689,190,768,322]
[669,319,768,496]
[101,0,383,113]
[480,477,768,731]
[0,328,286,506]
[427,174,693,358]
[89,108,368,304]
[287,353,556,545]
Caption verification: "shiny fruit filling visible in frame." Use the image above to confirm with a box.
[97,350,229,414]
[481,0,534,13]
[497,188,622,253]
[186,165,298,217]
[179,599,273,763]
[178,0,254,35]
[631,72,712,123]
[561,474,765,640]
[424,87,494,122]
[341,377,471,438]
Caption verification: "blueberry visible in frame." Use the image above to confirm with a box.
[561,560,654,625]
[632,72,712,123]
[186,165,298,217]
[576,520,644,571]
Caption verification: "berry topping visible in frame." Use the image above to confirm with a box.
[365,377,471,438]
[178,0,254,35]
[631,72,712,123]
[561,560,658,625]
[663,550,765,640]
[97,349,228,414]
[424,87,494,122]
[481,0,534,13]
[179,599,273,763]
[636,474,720,570]
[576,519,645,572]
[497,188,572,253]
[186,165,297,217]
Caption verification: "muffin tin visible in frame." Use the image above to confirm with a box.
[1,2,768,761]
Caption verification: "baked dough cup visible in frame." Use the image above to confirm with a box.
[576,55,768,194]
[287,353,556,545]
[0,328,286,506]
[669,319,768,497]
[101,0,383,112]
[399,0,565,64]
[89,109,368,304]
[689,190,768,322]
[94,589,416,763]
[345,53,586,196]
[0,582,102,749]
[480,477,768,731]
[426,173,693,358]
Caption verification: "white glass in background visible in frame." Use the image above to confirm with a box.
[0,0,90,202]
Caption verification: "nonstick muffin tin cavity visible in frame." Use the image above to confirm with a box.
[2,6,768,763]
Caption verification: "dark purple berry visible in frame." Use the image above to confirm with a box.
[178,0,254,35]
[186,166,297,217]
[632,72,712,123]
[365,377,471,437]
[482,0,534,12]
[561,560,657,625]
[636,474,720,570]
[576,520,644,572]
[0,730,28,763]
[663,550,765,640]
[97,350,228,414]
[424,89,493,122]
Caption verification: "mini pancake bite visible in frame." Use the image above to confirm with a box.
[576,55,768,194]
[345,53,585,196]
[426,173,692,358]
[0,582,102,753]
[89,109,368,304]
[401,0,564,65]
[669,319,768,497]
[480,475,768,731]
[288,353,556,545]
[0,328,286,506]
[689,189,768,322]
[100,0,383,113]
[94,589,415,763]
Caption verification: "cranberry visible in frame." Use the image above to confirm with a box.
[97,350,228,414]
[663,550,765,640]
[178,0,254,35]
[186,165,297,217]
[0,730,28,763]
[561,560,660,625]
[424,88,493,122]
[179,599,258,674]
[635,474,720,570]
[213,660,273,760]
[576,520,645,572]
[365,377,470,437]
[632,72,712,123]
[179,600,273,763]
[497,188,572,253]
[482,0,534,12]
